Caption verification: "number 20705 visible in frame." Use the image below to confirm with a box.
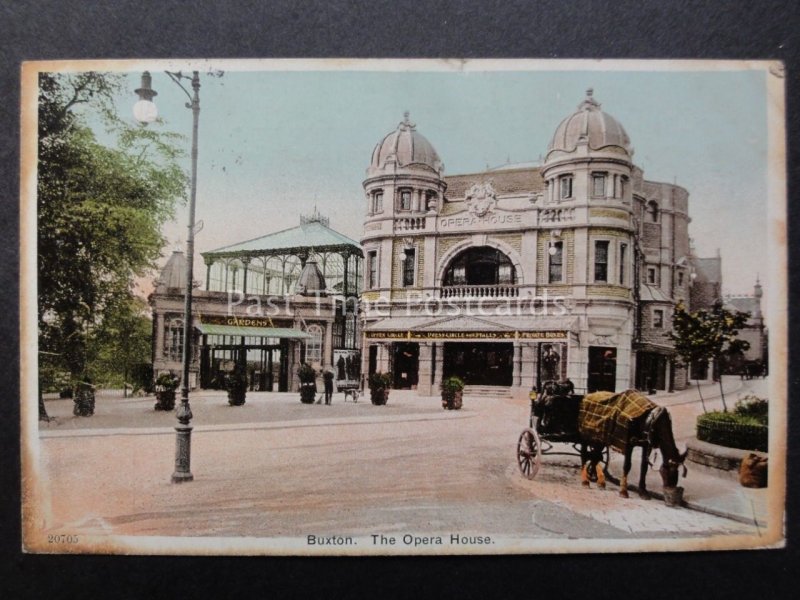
[47,534,79,544]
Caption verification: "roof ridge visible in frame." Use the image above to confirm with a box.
[204,219,360,255]
[205,221,308,253]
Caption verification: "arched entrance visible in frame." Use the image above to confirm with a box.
[442,246,517,287]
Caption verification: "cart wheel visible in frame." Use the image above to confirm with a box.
[517,427,542,480]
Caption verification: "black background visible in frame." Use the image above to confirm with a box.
[1,1,797,597]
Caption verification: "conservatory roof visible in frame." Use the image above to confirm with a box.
[203,220,361,258]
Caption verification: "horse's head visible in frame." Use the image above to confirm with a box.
[659,449,688,488]
[647,407,688,488]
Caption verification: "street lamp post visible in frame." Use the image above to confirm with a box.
[135,70,201,483]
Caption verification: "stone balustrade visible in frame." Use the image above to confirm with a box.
[394,216,426,231]
[539,207,576,223]
[440,284,520,298]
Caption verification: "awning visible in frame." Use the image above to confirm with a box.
[196,323,312,339]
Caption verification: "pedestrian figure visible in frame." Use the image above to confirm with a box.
[323,369,335,405]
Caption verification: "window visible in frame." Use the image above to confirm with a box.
[402,248,415,287]
[498,263,514,284]
[592,173,606,197]
[647,267,657,285]
[653,309,664,329]
[594,241,609,282]
[399,188,412,210]
[648,200,659,223]
[559,175,573,199]
[373,190,383,213]
[451,265,466,285]
[548,241,563,283]
[442,246,516,286]
[165,318,184,361]
[619,243,627,285]
[678,271,684,287]
[305,324,323,365]
[367,251,378,289]
[620,176,629,200]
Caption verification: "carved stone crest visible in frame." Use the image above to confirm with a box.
[465,181,497,217]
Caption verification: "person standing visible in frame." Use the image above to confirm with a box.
[323,369,335,405]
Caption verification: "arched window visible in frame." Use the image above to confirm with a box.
[443,246,517,286]
[305,324,323,365]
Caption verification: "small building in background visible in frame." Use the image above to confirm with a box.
[724,279,768,377]
[149,210,362,392]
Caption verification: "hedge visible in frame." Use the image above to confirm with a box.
[696,412,768,452]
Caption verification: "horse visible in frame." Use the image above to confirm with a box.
[578,390,688,499]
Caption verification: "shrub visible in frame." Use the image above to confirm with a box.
[440,376,466,394]
[734,395,768,424]
[696,411,768,452]
[298,363,316,384]
[368,372,392,390]
[155,372,180,391]
[224,368,248,406]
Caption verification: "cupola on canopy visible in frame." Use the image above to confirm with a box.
[370,112,443,173]
[295,260,327,296]
[547,89,632,155]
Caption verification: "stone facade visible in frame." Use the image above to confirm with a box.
[359,91,717,397]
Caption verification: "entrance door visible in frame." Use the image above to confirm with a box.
[587,346,617,393]
[393,343,419,389]
[636,352,667,392]
[443,342,513,386]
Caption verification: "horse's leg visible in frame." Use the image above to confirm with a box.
[594,447,606,489]
[620,447,632,498]
[580,443,590,487]
[638,444,651,500]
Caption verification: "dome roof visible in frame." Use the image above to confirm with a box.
[155,249,187,292]
[370,112,443,173]
[547,89,632,155]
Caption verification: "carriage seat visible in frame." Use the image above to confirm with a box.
[534,380,581,436]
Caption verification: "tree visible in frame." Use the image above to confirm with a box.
[37,72,186,415]
[669,301,750,412]
[91,295,153,395]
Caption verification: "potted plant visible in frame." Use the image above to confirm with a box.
[298,363,317,404]
[72,379,96,417]
[154,372,180,411]
[368,371,392,405]
[225,366,248,406]
[440,375,465,410]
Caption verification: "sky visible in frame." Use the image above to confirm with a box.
[103,62,771,297]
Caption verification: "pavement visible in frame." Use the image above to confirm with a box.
[38,376,774,530]
[642,376,771,528]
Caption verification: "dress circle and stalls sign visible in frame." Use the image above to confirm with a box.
[365,330,568,341]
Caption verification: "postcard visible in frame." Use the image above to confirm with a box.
[21,58,786,555]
